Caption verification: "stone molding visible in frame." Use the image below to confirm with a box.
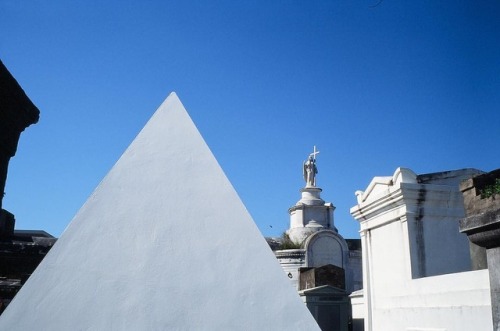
[352,181,468,232]
[274,249,306,259]
[354,167,417,204]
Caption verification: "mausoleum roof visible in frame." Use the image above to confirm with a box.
[354,167,483,205]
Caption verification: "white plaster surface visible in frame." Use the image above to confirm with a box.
[0,93,320,330]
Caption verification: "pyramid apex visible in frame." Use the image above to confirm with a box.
[167,91,178,98]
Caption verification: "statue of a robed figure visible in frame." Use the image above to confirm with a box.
[303,146,319,187]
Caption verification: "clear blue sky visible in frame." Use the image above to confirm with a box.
[1,1,499,240]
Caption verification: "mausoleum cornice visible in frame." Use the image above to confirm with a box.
[351,187,406,223]
[354,168,418,204]
[352,174,470,232]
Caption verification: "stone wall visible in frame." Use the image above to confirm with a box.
[460,169,500,331]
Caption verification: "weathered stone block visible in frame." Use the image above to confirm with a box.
[460,169,500,216]
[299,264,345,291]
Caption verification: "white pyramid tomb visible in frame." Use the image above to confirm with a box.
[0,93,320,330]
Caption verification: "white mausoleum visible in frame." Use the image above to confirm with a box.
[273,148,363,331]
[350,167,492,331]
[274,148,362,293]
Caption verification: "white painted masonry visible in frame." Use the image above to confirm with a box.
[288,187,335,244]
[351,167,492,331]
[0,93,320,330]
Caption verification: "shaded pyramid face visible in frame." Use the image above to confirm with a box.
[0,93,319,330]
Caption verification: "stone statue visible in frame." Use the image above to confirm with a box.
[303,146,319,187]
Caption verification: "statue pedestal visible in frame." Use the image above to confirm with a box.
[299,187,324,205]
[287,186,335,244]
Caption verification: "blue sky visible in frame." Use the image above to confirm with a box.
[1,1,499,240]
